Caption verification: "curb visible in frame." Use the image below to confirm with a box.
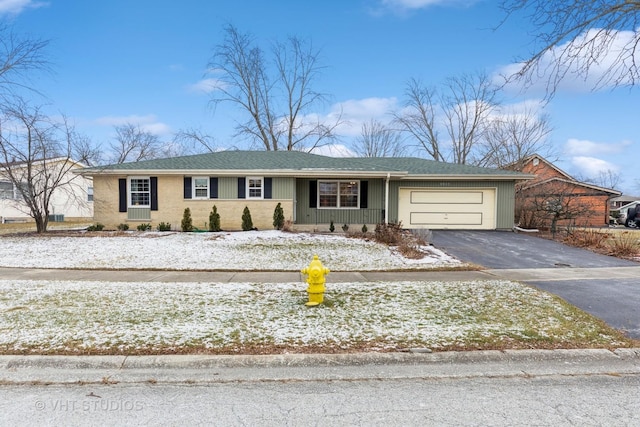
[2,349,639,385]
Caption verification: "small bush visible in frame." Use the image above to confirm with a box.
[241,206,254,231]
[398,240,425,259]
[282,219,294,232]
[410,228,432,246]
[564,228,608,249]
[342,224,349,232]
[273,203,285,230]
[209,205,221,232]
[181,208,193,232]
[117,223,129,231]
[362,224,368,233]
[137,223,151,231]
[87,223,104,232]
[157,222,171,232]
[609,232,640,257]
[329,220,335,233]
[374,222,404,245]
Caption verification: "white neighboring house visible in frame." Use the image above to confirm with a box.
[0,157,93,223]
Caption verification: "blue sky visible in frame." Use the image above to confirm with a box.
[3,0,639,195]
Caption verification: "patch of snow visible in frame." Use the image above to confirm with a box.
[0,230,461,270]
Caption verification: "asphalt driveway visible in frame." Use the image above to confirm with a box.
[431,230,640,339]
[430,230,638,269]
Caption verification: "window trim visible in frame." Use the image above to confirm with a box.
[246,176,264,200]
[317,179,360,209]
[192,176,209,199]
[87,186,94,202]
[128,176,151,208]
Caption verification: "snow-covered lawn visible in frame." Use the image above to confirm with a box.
[0,230,630,354]
[0,279,627,354]
[0,230,460,270]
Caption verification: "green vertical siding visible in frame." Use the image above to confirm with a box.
[271,177,295,199]
[295,178,385,225]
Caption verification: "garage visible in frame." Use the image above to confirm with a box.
[398,188,496,230]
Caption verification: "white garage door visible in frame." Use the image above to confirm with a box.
[398,188,496,230]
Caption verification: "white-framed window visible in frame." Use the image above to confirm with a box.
[87,186,94,202]
[0,181,14,199]
[247,176,263,199]
[129,177,150,207]
[193,177,209,199]
[318,180,359,209]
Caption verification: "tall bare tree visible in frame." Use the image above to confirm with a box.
[0,101,86,233]
[173,127,218,154]
[207,25,340,151]
[0,23,50,104]
[500,0,640,95]
[394,73,497,164]
[71,131,102,166]
[393,78,444,161]
[109,123,161,164]
[476,105,554,168]
[352,119,405,157]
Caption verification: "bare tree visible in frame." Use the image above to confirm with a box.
[352,119,405,157]
[443,73,497,165]
[173,127,218,154]
[515,180,600,234]
[394,73,497,164]
[207,25,340,151]
[581,169,621,191]
[393,78,444,161]
[500,0,640,95]
[109,123,161,164]
[72,132,102,166]
[0,101,85,232]
[476,105,554,168]
[0,23,50,104]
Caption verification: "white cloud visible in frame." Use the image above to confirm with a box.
[94,114,171,137]
[326,97,399,137]
[497,27,640,94]
[565,138,632,156]
[379,0,478,12]
[187,78,226,94]
[570,156,619,176]
[0,0,47,15]
[309,144,356,157]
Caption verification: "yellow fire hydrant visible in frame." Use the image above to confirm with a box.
[301,255,330,306]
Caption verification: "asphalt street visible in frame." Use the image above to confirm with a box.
[1,350,639,426]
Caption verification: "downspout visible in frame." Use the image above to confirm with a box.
[385,173,390,224]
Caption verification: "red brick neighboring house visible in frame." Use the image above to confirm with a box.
[505,155,621,229]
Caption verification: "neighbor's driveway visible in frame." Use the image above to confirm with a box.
[431,230,640,339]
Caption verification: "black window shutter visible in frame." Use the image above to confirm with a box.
[238,177,246,199]
[183,177,192,199]
[210,177,218,199]
[360,180,368,209]
[150,177,158,211]
[118,178,127,212]
[264,177,272,199]
[309,180,317,208]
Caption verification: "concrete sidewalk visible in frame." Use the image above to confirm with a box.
[2,265,640,283]
[1,349,639,385]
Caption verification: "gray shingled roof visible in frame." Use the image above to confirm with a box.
[81,150,528,178]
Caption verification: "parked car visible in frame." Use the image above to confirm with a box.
[622,206,638,228]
